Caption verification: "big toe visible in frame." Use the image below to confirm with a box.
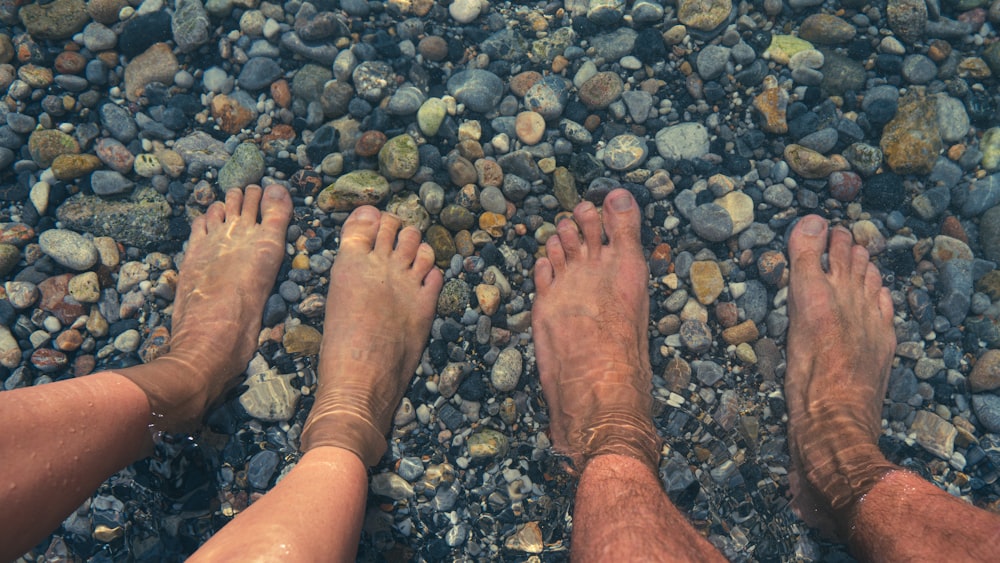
[602,189,641,250]
[340,206,381,252]
[260,184,293,231]
[788,215,829,284]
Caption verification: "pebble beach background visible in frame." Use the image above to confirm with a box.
[5,0,1000,560]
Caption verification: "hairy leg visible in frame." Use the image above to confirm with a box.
[0,185,292,560]
[786,215,1000,560]
[532,189,724,562]
[194,206,442,559]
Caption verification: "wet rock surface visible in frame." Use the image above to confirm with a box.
[0,0,998,561]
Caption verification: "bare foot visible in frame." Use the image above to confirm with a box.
[300,207,443,466]
[785,215,899,537]
[120,185,293,433]
[532,189,661,472]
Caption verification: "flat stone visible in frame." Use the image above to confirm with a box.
[239,370,300,421]
[677,0,732,31]
[370,472,414,499]
[467,428,509,462]
[124,43,178,102]
[911,410,956,459]
[784,144,849,178]
[19,0,89,40]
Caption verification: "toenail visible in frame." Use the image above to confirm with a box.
[799,215,825,235]
[265,185,283,198]
[609,192,632,211]
[353,207,378,221]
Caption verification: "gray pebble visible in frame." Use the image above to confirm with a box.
[247,450,279,489]
[491,347,522,392]
[39,229,99,271]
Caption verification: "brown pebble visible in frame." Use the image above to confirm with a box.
[271,79,292,108]
[474,158,503,187]
[756,250,788,286]
[139,325,171,363]
[355,130,387,157]
[457,139,484,161]
[650,243,672,277]
[417,36,448,61]
[940,216,968,243]
[509,71,542,97]
[515,111,546,145]
[715,301,739,328]
[970,349,1000,392]
[479,212,507,238]
[927,39,952,62]
[583,114,601,132]
[31,348,68,373]
[551,55,569,73]
[663,357,691,393]
[55,329,83,352]
[54,51,87,74]
[74,354,96,377]
[721,320,759,346]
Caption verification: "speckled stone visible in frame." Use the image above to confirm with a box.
[283,325,321,356]
[38,229,98,271]
[690,261,724,305]
[880,89,941,175]
[437,278,470,317]
[491,347,522,392]
[379,134,420,180]
[316,170,390,212]
[467,428,509,462]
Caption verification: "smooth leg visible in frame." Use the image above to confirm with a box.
[0,185,292,560]
[190,446,367,562]
[192,205,442,560]
[785,215,1000,561]
[0,373,151,560]
[532,189,724,561]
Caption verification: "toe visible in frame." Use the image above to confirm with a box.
[556,217,583,260]
[878,287,894,324]
[190,213,209,238]
[573,201,603,255]
[241,185,264,222]
[260,184,293,232]
[534,256,554,294]
[422,262,444,293]
[412,242,437,274]
[788,215,829,284]
[394,226,422,266]
[602,189,641,251]
[224,188,243,220]
[206,201,227,225]
[853,245,872,286]
[864,262,883,299]
[375,213,402,255]
[545,234,567,273]
[340,206,381,253]
[827,227,854,279]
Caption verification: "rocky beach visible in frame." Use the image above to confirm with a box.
[5,0,1000,560]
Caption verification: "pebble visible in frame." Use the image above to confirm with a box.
[123,43,178,102]
[491,347,522,392]
[910,410,956,460]
[578,72,623,110]
[239,371,300,422]
[218,143,265,191]
[447,69,504,113]
[466,428,509,462]
[38,230,98,271]
[655,123,710,161]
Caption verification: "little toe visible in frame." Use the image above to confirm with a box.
[394,226,422,265]
[878,287,894,323]
[206,200,227,225]
[374,213,402,255]
[556,217,584,260]
[340,206,381,253]
[224,188,244,220]
[602,189,641,251]
[788,215,829,283]
[573,201,603,255]
[864,262,883,299]
[534,256,555,294]
[260,185,293,231]
[410,241,436,279]
[421,262,444,294]
[827,227,854,279]
[190,214,209,239]
[545,234,567,273]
